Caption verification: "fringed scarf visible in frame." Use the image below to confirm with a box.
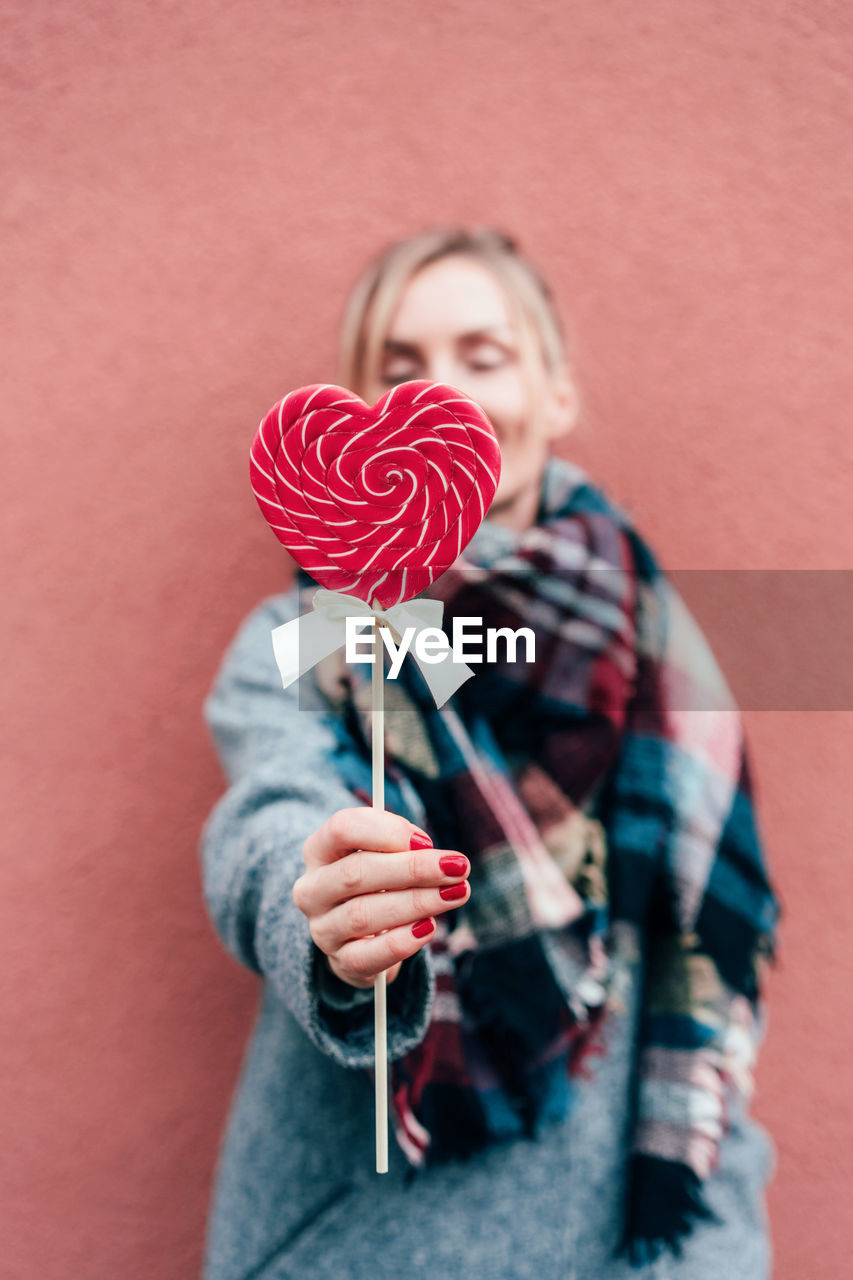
[303,456,779,1266]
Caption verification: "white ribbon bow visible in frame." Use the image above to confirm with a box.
[271,588,475,708]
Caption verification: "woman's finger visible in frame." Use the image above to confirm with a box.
[294,848,469,916]
[303,807,431,868]
[312,881,470,955]
[326,955,404,989]
[330,917,437,987]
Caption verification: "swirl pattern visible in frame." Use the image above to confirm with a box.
[250,381,501,607]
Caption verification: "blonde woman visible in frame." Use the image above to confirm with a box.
[200,229,778,1279]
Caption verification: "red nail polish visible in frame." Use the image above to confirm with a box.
[410,831,433,850]
[439,882,468,901]
[412,918,434,938]
[439,854,468,877]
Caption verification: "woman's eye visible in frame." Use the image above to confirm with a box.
[380,365,418,385]
[467,348,510,372]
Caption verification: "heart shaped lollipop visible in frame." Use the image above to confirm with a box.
[250,380,501,608]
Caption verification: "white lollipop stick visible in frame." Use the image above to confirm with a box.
[372,617,389,1174]
[267,593,476,1175]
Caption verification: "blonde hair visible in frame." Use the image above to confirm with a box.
[337,227,571,424]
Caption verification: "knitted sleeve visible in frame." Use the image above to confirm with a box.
[199,587,435,1068]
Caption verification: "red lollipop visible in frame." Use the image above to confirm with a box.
[250,380,501,607]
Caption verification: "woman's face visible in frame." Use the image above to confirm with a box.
[364,254,577,530]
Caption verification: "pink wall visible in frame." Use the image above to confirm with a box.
[2,2,851,1275]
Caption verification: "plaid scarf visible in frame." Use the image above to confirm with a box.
[303,457,779,1265]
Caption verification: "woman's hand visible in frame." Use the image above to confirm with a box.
[292,807,470,989]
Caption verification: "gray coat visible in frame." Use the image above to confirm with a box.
[199,588,776,1280]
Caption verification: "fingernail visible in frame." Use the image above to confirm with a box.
[410,831,433,850]
[412,918,435,938]
[439,854,468,877]
[439,882,468,901]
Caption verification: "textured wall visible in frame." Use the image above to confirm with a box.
[2,2,851,1276]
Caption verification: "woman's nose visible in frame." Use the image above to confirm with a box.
[424,359,480,405]
[422,355,456,387]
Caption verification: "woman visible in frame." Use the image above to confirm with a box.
[199,228,779,1279]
